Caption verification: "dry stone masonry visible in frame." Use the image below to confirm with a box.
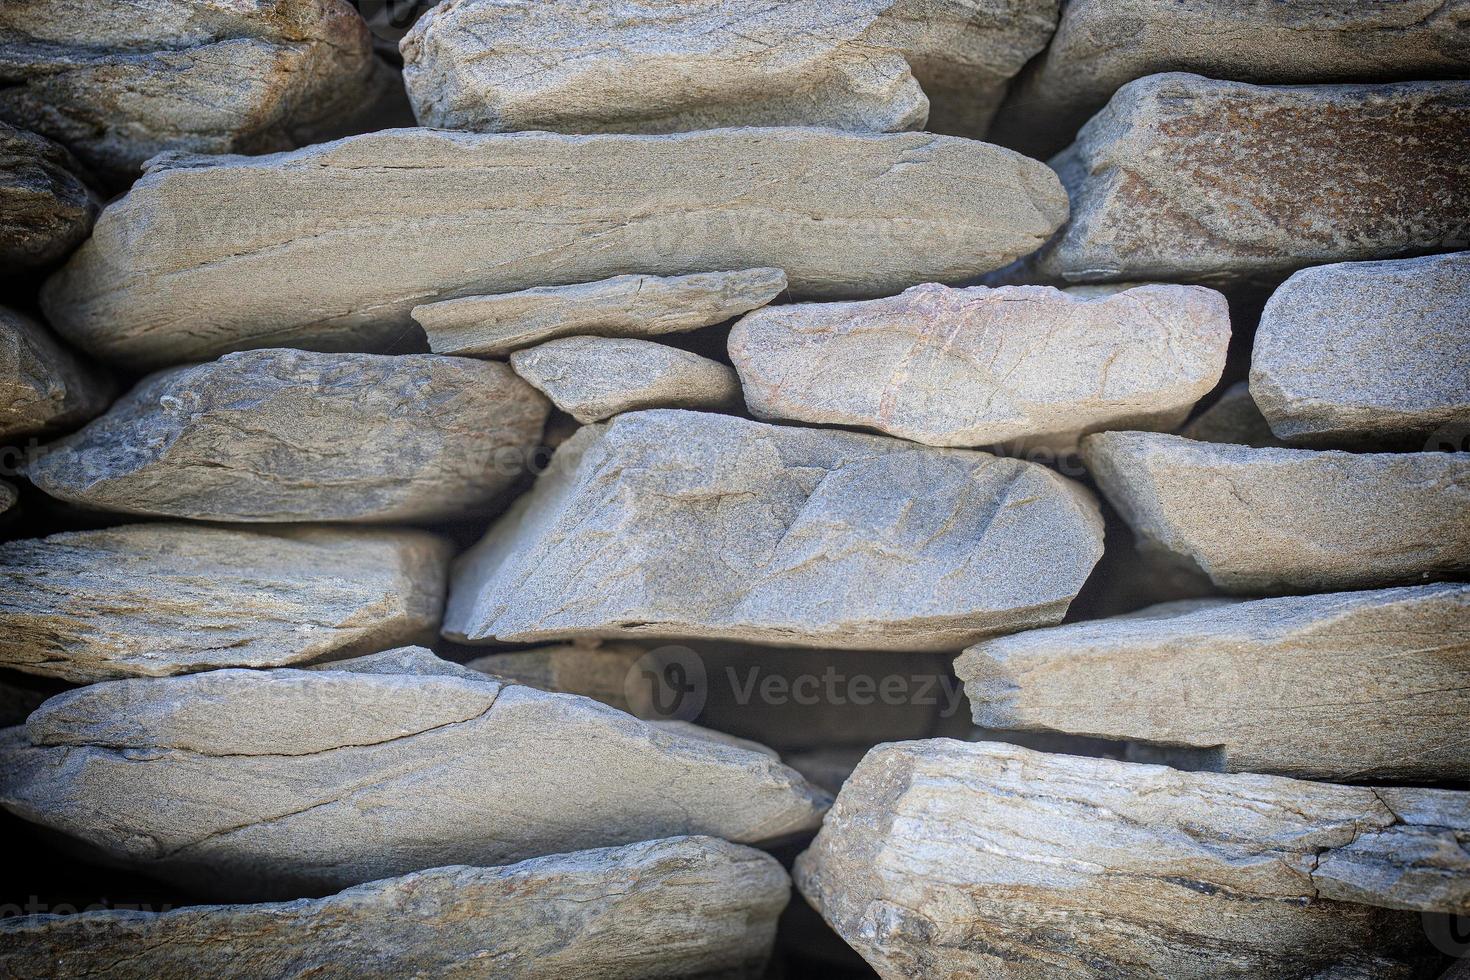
[0,0,1467,973]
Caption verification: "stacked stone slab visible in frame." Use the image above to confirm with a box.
[0,123,98,273]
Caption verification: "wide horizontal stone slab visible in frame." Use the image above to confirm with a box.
[729,282,1229,450]
[957,583,1470,781]
[414,269,788,357]
[40,127,1067,370]
[0,0,377,187]
[25,349,549,523]
[0,836,788,979]
[0,306,111,441]
[1081,431,1470,593]
[0,523,450,683]
[0,122,97,273]
[1026,74,1470,288]
[1251,252,1470,448]
[512,336,741,423]
[1179,381,1286,448]
[990,0,1470,159]
[795,740,1468,978]
[445,409,1104,651]
[0,647,828,900]
[402,0,1057,138]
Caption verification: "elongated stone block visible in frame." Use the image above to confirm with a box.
[729,282,1229,449]
[1027,74,1470,287]
[0,837,788,979]
[0,648,828,900]
[512,336,741,423]
[0,122,97,272]
[414,269,788,357]
[445,409,1104,651]
[25,349,549,523]
[0,523,451,683]
[956,583,1470,781]
[1179,381,1286,448]
[0,0,377,186]
[40,127,1067,370]
[1251,252,1470,448]
[991,0,1470,159]
[402,0,1058,138]
[1081,431,1470,593]
[0,306,111,441]
[795,740,1466,978]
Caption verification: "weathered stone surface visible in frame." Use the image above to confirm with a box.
[0,122,97,273]
[446,409,1104,651]
[40,128,1067,370]
[1025,74,1470,287]
[957,583,1470,781]
[0,306,111,441]
[0,523,450,683]
[402,0,1057,137]
[512,336,742,424]
[729,282,1228,450]
[1251,252,1470,448]
[25,349,549,523]
[1082,431,1470,593]
[465,642,647,715]
[795,740,1466,978]
[0,836,789,979]
[414,269,788,357]
[0,0,377,187]
[991,0,1470,159]
[1179,381,1286,448]
[0,480,14,514]
[0,647,828,900]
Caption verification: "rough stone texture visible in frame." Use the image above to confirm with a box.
[40,127,1068,370]
[0,647,828,900]
[1025,74,1470,288]
[25,349,549,523]
[795,740,1466,978]
[1251,252,1470,448]
[414,269,788,357]
[0,480,14,515]
[991,0,1470,159]
[0,523,451,683]
[729,282,1229,450]
[0,306,111,441]
[956,583,1470,781]
[0,0,378,187]
[402,0,1058,138]
[445,409,1104,651]
[1179,381,1286,448]
[511,336,742,424]
[1082,431,1470,593]
[465,642,649,715]
[0,122,97,273]
[0,837,789,979]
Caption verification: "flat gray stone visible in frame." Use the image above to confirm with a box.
[1251,252,1470,448]
[957,583,1470,781]
[1179,381,1287,448]
[0,647,829,900]
[25,349,549,523]
[0,122,97,272]
[0,0,378,187]
[795,740,1467,978]
[1026,74,1470,288]
[402,0,1057,138]
[729,282,1229,450]
[0,306,111,441]
[0,836,789,979]
[413,269,788,357]
[512,336,741,423]
[40,127,1067,370]
[991,0,1470,159]
[445,409,1104,651]
[1081,431,1470,593]
[0,523,451,683]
